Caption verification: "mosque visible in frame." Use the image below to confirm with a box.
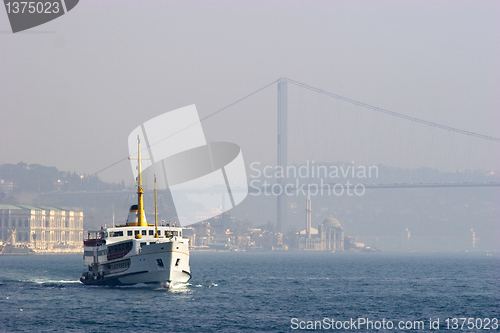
[296,197,344,251]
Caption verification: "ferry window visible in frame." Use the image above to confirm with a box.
[149,230,154,236]
[156,259,164,267]
[141,230,146,236]
[134,230,140,235]
[173,231,178,236]
[175,258,180,266]
[179,231,182,237]
[128,231,133,236]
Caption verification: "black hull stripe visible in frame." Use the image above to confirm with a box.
[80,270,148,286]
[182,270,192,280]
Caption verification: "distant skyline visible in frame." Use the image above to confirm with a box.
[1,0,499,185]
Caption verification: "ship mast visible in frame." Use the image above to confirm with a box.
[154,174,159,238]
[137,135,147,227]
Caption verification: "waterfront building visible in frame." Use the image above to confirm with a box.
[318,216,344,251]
[0,204,83,253]
[297,197,344,251]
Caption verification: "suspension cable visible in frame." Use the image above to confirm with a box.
[92,79,279,176]
[286,78,500,142]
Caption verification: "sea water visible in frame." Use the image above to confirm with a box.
[0,252,499,332]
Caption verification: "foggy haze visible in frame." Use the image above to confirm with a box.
[1,1,499,186]
[1,3,498,330]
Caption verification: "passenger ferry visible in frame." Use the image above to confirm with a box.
[80,137,191,287]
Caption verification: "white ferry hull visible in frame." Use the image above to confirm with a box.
[81,238,190,286]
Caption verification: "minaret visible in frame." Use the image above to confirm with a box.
[406,224,411,251]
[471,228,477,249]
[306,195,312,238]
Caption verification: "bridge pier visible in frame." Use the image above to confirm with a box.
[277,78,288,234]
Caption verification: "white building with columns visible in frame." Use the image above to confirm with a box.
[0,204,83,253]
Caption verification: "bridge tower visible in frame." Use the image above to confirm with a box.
[277,78,288,233]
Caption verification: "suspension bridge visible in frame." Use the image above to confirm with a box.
[83,78,500,231]
[169,78,496,232]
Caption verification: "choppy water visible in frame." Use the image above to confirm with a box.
[0,252,499,332]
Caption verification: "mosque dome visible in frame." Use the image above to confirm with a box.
[321,216,342,228]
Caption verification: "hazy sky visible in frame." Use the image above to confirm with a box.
[1,0,499,184]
